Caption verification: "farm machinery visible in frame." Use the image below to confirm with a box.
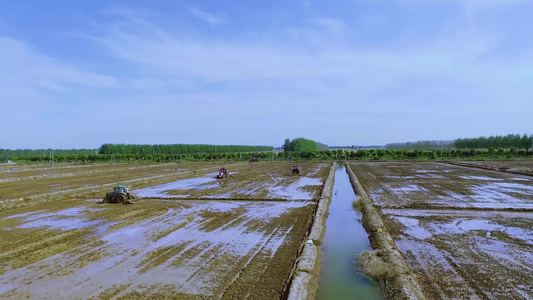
[103,185,136,204]
[292,166,302,175]
[217,168,229,179]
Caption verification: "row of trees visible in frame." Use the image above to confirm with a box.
[455,134,533,150]
[387,134,533,151]
[9,147,533,163]
[386,140,454,150]
[283,138,318,152]
[0,148,97,158]
[8,151,274,163]
[98,144,273,155]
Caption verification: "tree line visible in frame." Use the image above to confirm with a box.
[98,143,273,155]
[386,134,533,151]
[386,140,454,150]
[7,147,533,164]
[0,148,97,158]
[455,134,533,150]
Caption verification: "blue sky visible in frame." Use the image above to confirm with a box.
[1,0,532,149]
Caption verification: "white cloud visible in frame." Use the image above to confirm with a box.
[2,2,533,148]
[83,15,533,103]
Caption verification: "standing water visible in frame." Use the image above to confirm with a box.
[316,164,381,299]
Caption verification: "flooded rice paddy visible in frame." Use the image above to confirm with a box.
[2,160,533,299]
[352,161,533,299]
[133,169,324,200]
[1,200,314,299]
[0,162,328,299]
[352,162,533,209]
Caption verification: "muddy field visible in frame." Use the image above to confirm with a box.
[351,162,533,210]
[351,162,533,299]
[0,162,230,207]
[0,162,330,299]
[451,160,533,176]
[134,162,329,200]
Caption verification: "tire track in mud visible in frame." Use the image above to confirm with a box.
[241,223,296,300]
[133,211,250,276]
[0,230,108,296]
[0,204,169,295]
[351,163,396,206]
[100,202,311,299]
[441,251,489,299]
[219,224,282,299]
[170,214,282,296]
[1,206,180,298]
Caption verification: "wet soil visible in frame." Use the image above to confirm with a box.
[0,162,234,207]
[0,199,315,299]
[382,209,533,299]
[351,162,533,299]
[0,162,326,299]
[350,162,533,210]
[137,162,330,201]
[450,160,533,177]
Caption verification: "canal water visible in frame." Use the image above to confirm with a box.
[316,164,381,300]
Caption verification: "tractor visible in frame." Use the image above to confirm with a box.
[103,185,136,204]
[292,166,302,175]
[217,168,229,179]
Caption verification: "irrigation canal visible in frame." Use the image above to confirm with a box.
[316,164,381,299]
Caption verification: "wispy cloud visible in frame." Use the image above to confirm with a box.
[189,7,225,25]
[0,36,118,93]
[0,39,114,87]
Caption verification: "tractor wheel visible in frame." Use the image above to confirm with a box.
[116,194,127,204]
[104,193,113,203]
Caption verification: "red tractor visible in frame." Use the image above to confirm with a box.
[217,167,229,179]
[292,166,302,175]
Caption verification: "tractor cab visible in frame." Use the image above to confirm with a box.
[115,185,129,194]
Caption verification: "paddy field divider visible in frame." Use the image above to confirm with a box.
[286,162,336,300]
[346,163,427,300]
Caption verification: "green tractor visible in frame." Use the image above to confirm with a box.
[103,185,136,204]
